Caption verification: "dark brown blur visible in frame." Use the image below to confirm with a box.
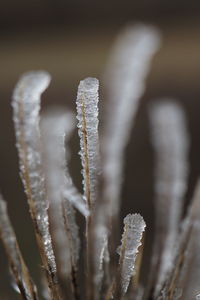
[1,1,200,298]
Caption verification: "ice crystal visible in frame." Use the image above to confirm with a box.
[103,24,161,217]
[0,195,38,300]
[149,100,189,297]
[76,77,100,209]
[118,214,146,295]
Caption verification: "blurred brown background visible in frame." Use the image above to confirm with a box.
[1,1,200,299]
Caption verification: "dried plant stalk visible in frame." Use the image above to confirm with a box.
[41,109,81,298]
[148,100,189,298]
[102,24,161,218]
[0,195,38,300]
[12,71,60,300]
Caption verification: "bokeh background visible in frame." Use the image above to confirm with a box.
[1,1,200,298]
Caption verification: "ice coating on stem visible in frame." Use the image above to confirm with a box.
[173,182,200,300]
[63,188,89,217]
[103,24,161,216]
[76,77,100,209]
[43,111,89,218]
[118,214,146,295]
[149,100,189,297]
[157,181,200,299]
[12,71,60,299]
[93,205,110,299]
[41,109,81,278]
[0,195,38,300]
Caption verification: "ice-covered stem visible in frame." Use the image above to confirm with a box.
[102,24,161,218]
[42,109,89,219]
[148,100,189,298]
[157,180,200,299]
[12,71,61,300]
[117,214,146,296]
[0,194,38,300]
[41,109,82,298]
[92,204,110,300]
[76,77,100,299]
[76,77,100,211]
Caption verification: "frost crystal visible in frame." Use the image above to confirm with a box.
[149,100,189,297]
[76,77,100,209]
[0,195,38,300]
[118,214,146,295]
[41,109,81,277]
[12,71,59,298]
[103,24,161,217]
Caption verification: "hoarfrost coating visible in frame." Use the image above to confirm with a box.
[149,100,189,297]
[12,71,59,298]
[103,24,161,217]
[41,110,81,277]
[118,213,146,295]
[76,77,100,209]
[0,195,38,300]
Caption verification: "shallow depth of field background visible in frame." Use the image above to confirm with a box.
[1,1,200,298]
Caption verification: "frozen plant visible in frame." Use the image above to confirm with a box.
[0,23,199,300]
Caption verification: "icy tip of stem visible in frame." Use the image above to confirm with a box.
[124,213,146,230]
[79,77,99,92]
[13,71,51,99]
[118,213,146,295]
